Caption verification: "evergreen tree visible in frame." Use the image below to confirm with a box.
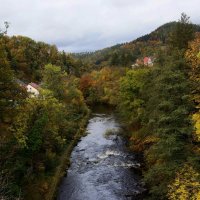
[169,13,195,51]
[143,50,194,199]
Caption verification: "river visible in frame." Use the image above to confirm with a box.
[57,108,145,200]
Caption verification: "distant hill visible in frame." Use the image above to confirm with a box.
[135,22,178,43]
[136,22,200,42]
[73,22,200,69]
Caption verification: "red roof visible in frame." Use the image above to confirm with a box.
[29,82,39,89]
[144,57,149,64]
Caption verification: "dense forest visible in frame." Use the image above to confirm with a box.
[1,13,200,200]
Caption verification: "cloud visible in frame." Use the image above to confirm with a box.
[0,0,199,52]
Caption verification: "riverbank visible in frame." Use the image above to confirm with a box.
[24,110,90,200]
[46,111,90,200]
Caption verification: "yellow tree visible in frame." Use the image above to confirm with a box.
[185,33,200,141]
[185,33,200,102]
[168,164,200,200]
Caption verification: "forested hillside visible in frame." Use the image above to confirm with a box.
[1,13,200,200]
[73,21,200,70]
[1,35,91,82]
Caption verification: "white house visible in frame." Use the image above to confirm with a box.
[27,82,40,97]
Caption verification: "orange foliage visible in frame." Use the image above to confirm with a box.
[79,74,94,93]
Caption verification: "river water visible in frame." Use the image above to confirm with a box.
[57,109,145,200]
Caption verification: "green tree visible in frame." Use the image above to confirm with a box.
[42,64,67,100]
[169,13,195,50]
[118,68,150,124]
[143,51,194,199]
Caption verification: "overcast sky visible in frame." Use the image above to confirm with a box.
[0,0,199,52]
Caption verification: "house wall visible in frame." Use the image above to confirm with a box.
[148,59,153,66]
[27,85,39,97]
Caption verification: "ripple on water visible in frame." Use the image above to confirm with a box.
[97,150,122,159]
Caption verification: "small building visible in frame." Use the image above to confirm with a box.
[132,58,143,68]
[27,82,40,97]
[132,57,154,69]
[144,57,153,66]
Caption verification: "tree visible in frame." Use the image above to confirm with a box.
[169,13,195,50]
[0,21,9,37]
[118,68,150,124]
[143,50,194,199]
[168,164,200,200]
[61,50,69,73]
[42,64,67,100]
[185,33,200,107]
[0,38,26,122]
